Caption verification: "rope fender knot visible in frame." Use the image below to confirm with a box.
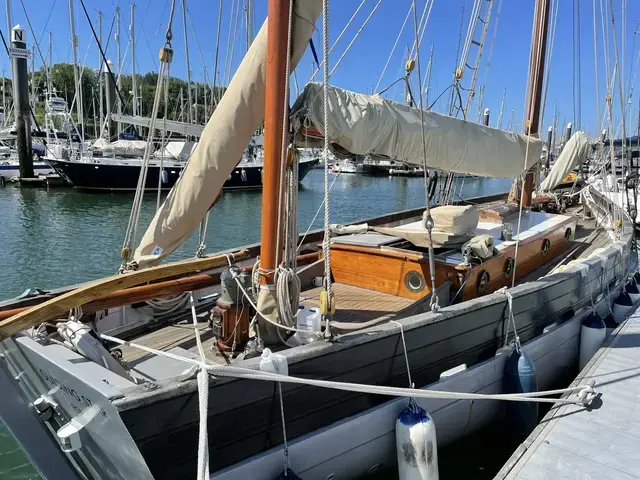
[577,380,598,406]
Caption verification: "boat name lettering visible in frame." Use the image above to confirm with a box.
[38,368,107,417]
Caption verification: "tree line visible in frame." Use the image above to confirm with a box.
[2,62,226,134]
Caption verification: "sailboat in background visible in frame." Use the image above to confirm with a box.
[0,0,635,479]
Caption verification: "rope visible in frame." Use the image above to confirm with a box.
[120,4,176,267]
[309,0,368,83]
[321,0,333,337]
[189,292,210,480]
[390,320,414,388]
[156,59,171,211]
[374,4,412,93]
[277,382,289,474]
[499,288,522,352]
[222,254,317,336]
[100,332,599,406]
[411,0,439,312]
[120,60,168,267]
[328,0,382,78]
[296,170,341,252]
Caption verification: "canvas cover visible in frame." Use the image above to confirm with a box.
[425,205,479,235]
[290,83,542,178]
[133,0,323,267]
[92,138,147,156]
[539,131,590,192]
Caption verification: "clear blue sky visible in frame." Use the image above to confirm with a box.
[11,0,640,137]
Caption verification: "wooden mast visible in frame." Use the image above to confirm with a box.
[521,0,550,207]
[258,0,289,285]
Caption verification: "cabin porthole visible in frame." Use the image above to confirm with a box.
[564,228,572,242]
[504,257,515,278]
[541,238,551,256]
[404,270,425,294]
[477,270,490,295]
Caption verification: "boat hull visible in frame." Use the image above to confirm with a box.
[45,157,320,191]
[0,187,632,480]
[215,301,602,480]
[361,163,394,175]
[0,162,55,180]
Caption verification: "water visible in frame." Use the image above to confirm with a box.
[0,171,510,299]
[0,170,510,478]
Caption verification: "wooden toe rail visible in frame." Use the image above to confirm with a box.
[0,249,249,340]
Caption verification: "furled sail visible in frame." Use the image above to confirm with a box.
[290,83,542,178]
[133,0,323,267]
[539,132,589,192]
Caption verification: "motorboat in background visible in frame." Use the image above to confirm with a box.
[331,158,357,174]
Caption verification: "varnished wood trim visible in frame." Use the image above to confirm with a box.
[0,250,249,339]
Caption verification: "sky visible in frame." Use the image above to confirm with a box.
[9,0,640,138]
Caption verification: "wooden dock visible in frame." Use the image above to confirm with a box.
[496,306,640,480]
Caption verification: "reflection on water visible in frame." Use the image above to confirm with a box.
[0,171,510,299]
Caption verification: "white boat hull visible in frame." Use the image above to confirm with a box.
[0,162,55,180]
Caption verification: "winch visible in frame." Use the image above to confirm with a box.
[210,266,253,354]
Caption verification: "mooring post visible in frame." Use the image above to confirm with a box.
[10,25,33,179]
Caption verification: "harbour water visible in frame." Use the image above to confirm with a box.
[0,170,511,478]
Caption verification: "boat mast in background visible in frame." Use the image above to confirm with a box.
[245,0,254,52]
[5,0,11,40]
[115,5,122,137]
[182,0,193,125]
[68,0,84,140]
[47,31,52,95]
[97,10,104,137]
[520,0,550,206]
[130,2,138,131]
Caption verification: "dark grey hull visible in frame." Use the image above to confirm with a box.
[0,188,632,480]
[115,192,632,478]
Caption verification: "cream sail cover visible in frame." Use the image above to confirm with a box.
[290,83,542,178]
[539,131,589,192]
[133,0,323,267]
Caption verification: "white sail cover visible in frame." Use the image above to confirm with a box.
[539,131,589,191]
[92,138,147,156]
[133,1,323,267]
[290,83,542,178]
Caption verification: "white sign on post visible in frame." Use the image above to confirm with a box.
[9,47,30,59]
[11,25,25,43]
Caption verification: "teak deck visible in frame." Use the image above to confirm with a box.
[497,306,640,480]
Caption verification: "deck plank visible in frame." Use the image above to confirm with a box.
[499,306,640,480]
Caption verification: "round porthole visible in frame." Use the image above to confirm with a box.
[541,238,551,256]
[404,270,425,293]
[477,270,490,295]
[504,257,515,278]
[564,228,572,243]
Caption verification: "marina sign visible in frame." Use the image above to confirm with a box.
[9,47,30,59]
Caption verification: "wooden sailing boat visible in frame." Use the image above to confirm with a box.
[0,0,635,479]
